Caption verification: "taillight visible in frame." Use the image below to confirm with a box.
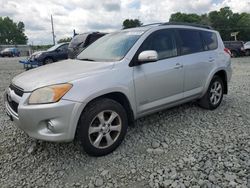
[224,48,231,56]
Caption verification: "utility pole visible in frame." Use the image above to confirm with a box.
[51,15,55,45]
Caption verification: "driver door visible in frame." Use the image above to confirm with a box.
[133,29,184,114]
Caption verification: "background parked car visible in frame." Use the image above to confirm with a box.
[29,43,69,65]
[0,48,20,57]
[68,32,106,59]
[244,41,250,56]
[223,41,245,57]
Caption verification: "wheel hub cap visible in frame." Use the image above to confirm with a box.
[88,110,122,149]
[210,81,222,105]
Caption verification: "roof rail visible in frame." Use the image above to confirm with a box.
[161,22,213,30]
[140,23,163,27]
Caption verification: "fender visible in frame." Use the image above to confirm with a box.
[66,87,136,140]
[201,67,228,97]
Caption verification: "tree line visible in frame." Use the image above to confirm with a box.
[1,6,249,45]
[123,7,250,41]
[169,7,250,41]
[0,17,28,44]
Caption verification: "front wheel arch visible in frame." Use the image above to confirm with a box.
[43,57,54,65]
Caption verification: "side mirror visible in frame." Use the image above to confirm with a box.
[56,48,61,52]
[138,50,158,63]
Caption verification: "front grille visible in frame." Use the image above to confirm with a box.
[9,84,24,97]
[7,94,18,113]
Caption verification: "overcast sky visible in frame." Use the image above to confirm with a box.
[1,0,250,45]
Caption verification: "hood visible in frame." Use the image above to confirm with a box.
[31,51,46,56]
[12,59,115,91]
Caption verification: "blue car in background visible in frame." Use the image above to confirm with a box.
[20,43,69,69]
[0,48,20,57]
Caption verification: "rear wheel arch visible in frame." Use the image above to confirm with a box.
[214,70,228,94]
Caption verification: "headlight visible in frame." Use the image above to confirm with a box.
[29,83,72,104]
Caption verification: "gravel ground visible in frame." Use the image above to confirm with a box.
[0,57,250,188]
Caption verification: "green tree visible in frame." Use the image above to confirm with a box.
[0,17,28,44]
[236,13,250,41]
[209,7,234,40]
[170,12,202,23]
[57,37,72,43]
[169,7,250,41]
[122,19,143,29]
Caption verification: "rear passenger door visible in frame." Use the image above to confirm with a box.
[133,29,184,114]
[176,29,216,98]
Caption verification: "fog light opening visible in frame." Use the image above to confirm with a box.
[47,120,55,132]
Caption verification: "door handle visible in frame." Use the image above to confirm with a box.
[174,63,183,69]
[209,57,215,62]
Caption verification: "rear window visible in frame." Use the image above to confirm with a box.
[231,42,244,47]
[201,31,218,50]
[224,41,244,48]
[85,34,105,47]
[69,34,88,48]
[178,29,204,55]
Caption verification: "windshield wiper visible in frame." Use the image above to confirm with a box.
[78,58,95,61]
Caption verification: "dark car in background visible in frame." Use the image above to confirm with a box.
[68,32,106,59]
[223,41,245,57]
[0,48,20,57]
[29,43,69,65]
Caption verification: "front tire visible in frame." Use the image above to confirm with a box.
[198,76,224,110]
[77,98,128,156]
[43,57,53,65]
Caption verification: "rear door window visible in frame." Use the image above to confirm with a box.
[201,31,218,50]
[178,29,204,55]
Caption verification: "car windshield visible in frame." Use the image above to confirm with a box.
[77,31,143,62]
[47,44,63,51]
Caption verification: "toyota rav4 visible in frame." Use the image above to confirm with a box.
[4,23,232,156]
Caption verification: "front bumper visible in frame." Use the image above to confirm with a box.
[19,60,40,69]
[4,88,83,142]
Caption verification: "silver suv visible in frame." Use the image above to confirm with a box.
[5,23,232,156]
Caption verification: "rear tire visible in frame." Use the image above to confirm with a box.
[245,50,250,56]
[231,50,237,58]
[198,76,224,110]
[77,98,128,156]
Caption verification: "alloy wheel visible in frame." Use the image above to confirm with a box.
[88,110,122,149]
[209,81,222,105]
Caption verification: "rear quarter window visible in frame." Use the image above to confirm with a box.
[178,29,204,55]
[201,31,218,50]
